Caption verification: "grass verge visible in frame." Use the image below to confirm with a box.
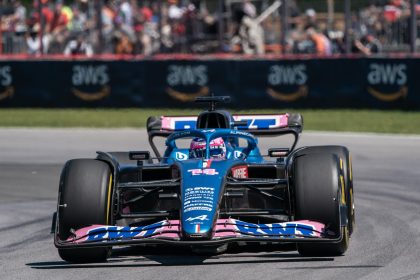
[0,108,419,134]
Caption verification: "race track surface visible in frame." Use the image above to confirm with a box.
[1,128,420,280]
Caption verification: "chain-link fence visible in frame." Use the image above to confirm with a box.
[0,0,419,56]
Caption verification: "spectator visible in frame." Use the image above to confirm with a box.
[168,0,183,20]
[63,32,93,56]
[304,9,317,29]
[119,0,133,27]
[69,4,87,34]
[26,23,49,55]
[307,27,331,55]
[11,0,27,34]
[353,34,382,55]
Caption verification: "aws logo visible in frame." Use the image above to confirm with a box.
[72,65,110,101]
[367,63,407,102]
[166,65,209,102]
[0,66,14,101]
[267,64,308,102]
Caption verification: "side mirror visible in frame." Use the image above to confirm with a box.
[268,148,290,157]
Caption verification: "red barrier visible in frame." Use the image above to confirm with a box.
[1,52,420,61]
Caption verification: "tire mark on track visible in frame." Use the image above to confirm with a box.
[0,216,52,233]
[0,226,51,254]
[357,190,420,208]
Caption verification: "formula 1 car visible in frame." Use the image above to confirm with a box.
[52,96,355,263]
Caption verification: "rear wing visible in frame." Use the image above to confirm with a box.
[147,113,303,136]
[147,113,303,157]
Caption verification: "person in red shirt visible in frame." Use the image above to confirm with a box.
[48,1,69,33]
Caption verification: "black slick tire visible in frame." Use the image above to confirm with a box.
[293,153,349,256]
[57,159,113,263]
[294,145,355,235]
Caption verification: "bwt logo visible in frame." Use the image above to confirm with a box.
[367,63,408,102]
[0,66,12,86]
[72,65,109,86]
[167,65,208,87]
[367,64,407,86]
[268,65,307,86]
[266,64,308,102]
[166,65,209,102]
[71,65,111,102]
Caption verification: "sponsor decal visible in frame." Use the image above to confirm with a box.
[202,159,212,168]
[186,215,209,222]
[166,86,209,102]
[72,86,110,101]
[67,219,324,243]
[85,221,165,241]
[201,129,216,133]
[234,150,244,159]
[266,64,308,102]
[71,65,111,101]
[0,66,14,101]
[234,220,319,237]
[166,65,209,102]
[184,187,215,213]
[176,131,192,137]
[367,63,408,102]
[188,168,219,175]
[231,165,248,178]
[161,115,288,131]
[266,86,308,102]
[232,114,288,130]
[175,152,188,161]
[230,130,253,137]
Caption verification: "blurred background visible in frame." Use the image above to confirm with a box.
[1,0,419,56]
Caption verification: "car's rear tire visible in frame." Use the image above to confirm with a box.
[293,153,349,256]
[57,159,113,263]
[294,146,355,235]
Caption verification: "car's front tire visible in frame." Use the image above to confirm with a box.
[293,152,349,256]
[57,159,113,263]
[294,146,355,235]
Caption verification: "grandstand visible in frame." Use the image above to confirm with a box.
[1,0,419,57]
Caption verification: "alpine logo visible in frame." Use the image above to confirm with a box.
[186,215,209,222]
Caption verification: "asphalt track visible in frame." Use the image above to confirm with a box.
[1,128,420,280]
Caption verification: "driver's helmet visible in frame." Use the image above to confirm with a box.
[189,137,226,159]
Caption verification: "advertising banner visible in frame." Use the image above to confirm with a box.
[0,58,419,109]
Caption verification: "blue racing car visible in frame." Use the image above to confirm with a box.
[52,96,355,263]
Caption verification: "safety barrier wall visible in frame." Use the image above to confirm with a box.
[0,58,418,109]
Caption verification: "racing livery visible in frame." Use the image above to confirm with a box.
[52,96,355,263]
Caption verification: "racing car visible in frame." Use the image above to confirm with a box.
[52,96,355,263]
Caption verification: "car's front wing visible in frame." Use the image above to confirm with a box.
[55,218,344,248]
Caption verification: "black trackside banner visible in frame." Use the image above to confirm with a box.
[0,58,419,109]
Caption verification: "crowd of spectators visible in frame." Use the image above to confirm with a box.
[0,0,224,56]
[277,0,419,55]
[0,0,419,56]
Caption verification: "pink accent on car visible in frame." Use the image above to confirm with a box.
[161,116,197,131]
[64,219,325,244]
[279,114,289,127]
[232,114,289,129]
